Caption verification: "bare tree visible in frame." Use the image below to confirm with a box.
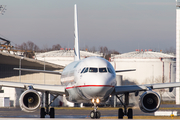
[27,41,40,51]
[110,50,120,54]
[100,46,109,58]
[16,41,40,52]
[52,44,61,50]
[164,47,176,55]
[89,46,96,53]
[42,44,49,52]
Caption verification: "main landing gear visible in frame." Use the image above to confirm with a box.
[90,99,101,119]
[40,91,58,118]
[116,93,133,119]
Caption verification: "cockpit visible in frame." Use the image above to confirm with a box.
[81,67,114,74]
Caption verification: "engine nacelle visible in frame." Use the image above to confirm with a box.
[19,90,41,112]
[139,90,161,113]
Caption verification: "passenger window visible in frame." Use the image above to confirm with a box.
[81,68,86,73]
[99,68,107,73]
[107,68,113,73]
[84,68,89,73]
[89,68,98,73]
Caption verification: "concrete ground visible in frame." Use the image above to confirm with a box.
[0,105,179,118]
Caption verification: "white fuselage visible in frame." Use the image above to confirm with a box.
[61,56,116,103]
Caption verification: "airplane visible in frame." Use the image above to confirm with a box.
[0,4,180,119]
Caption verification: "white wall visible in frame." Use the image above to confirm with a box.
[176,7,180,104]
[111,58,176,85]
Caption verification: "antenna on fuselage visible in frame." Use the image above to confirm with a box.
[74,4,80,61]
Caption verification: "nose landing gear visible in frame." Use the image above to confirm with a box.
[90,99,101,119]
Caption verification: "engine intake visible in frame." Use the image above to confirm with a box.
[139,90,161,113]
[19,90,41,112]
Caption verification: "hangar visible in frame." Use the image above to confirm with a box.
[0,50,64,107]
[35,49,103,66]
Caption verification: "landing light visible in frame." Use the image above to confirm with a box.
[92,98,95,103]
[96,98,100,104]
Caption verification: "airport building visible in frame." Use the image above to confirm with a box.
[176,1,180,104]
[35,49,103,66]
[111,50,176,101]
[0,50,64,107]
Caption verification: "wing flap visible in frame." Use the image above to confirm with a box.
[0,81,25,89]
[113,82,180,95]
[0,81,66,95]
[33,84,66,95]
[113,85,147,94]
[148,82,180,89]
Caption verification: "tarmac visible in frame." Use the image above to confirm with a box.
[0,105,179,119]
[0,118,172,120]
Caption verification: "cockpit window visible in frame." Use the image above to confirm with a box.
[99,68,107,73]
[107,68,113,73]
[89,68,98,72]
[81,68,86,73]
[84,68,89,73]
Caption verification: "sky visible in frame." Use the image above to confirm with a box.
[0,0,177,53]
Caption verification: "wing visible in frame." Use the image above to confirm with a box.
[115,69,136,72]
[0,81,66,95]
[112,82,180,94]
[14,68,62,75]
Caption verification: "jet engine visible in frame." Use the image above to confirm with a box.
[19,90,41,112]
[139,90,161,113]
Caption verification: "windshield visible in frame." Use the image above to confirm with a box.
[81,68,86,73]
[99,68,107,73]
[84,68,88,73]
[89,68,98,73]
[81,67,112,73]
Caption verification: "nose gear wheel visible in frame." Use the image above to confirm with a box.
[90,102,101,119]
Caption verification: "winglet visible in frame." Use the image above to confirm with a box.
[74,4,80,61]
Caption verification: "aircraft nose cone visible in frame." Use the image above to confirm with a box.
[79,74,115,99]
[78,72,116,100]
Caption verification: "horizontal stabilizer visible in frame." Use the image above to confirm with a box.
[115,69,136,73]
[14,68,62,75]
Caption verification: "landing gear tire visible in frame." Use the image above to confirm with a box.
[40,107,46,118]
[90,111,96,119]
[50,108,55,118]
[127,108,133,119]
[116,93,133,119]
[118,108,123,119]
[96,111,101,119]
[90,110,101,119]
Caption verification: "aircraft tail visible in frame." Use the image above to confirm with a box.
[74,4,80,61]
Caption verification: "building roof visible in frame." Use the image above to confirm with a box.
[113,51,175,59]
[0,51,64,69]
[35,50,103,58]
